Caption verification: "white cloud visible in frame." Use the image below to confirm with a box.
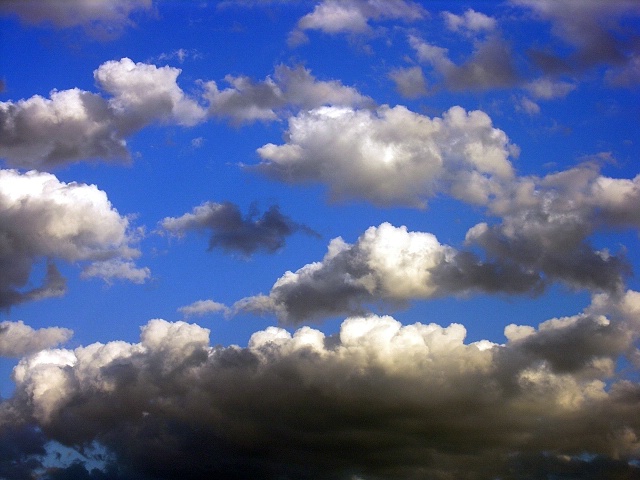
[442,9,497,34]
[81,259,151,285]
[0,320,72,357]
[95,57,207,129]
[254,105,516,207]
[0,58,206,169]
[234,223,541,324]
[524,78,576,99]
[7,291,640,477]
[178,299,230,318]
[295,0,424,36]
[517,96,541,115]
[0,169,147,307]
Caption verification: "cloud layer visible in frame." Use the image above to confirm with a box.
[5,290,640,479]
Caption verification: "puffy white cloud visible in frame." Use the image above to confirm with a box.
[95,57,207,129]
[0,58,205,169]
[0,169,147,307]
[0,0,153,37]
[0,321,72,357]
[160,201,319,256]
[410,34,520,90]
[80,259,151,285]
[294,0,424,37]
[178,299,229,318]
[388,65,428,98]
[6,292,640,478]
[204,64,372,124]
[254,104,516,207]
[234,223,541,324]
[442,8,497,34]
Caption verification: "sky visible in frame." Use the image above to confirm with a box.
[0,0,640,478]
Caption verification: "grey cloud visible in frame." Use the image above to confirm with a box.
[467,164,640,294]
[0,58,205,169]
[234,223,543,325]
[0,0,153,39]
[388,65,428,98]
[514,0,640,77]
[411,35,521,91]
[5,291,640,479]
[161,201,319,256]
[0,169,148,308]
[0,320,72,358]
[204,64,372,124]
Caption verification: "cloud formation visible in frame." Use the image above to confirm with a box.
[204,64,372,124]
[161,201,318,256]
[0,0,153,38]
[5,290,640,479]
[234,223,542,324]
[178,299,229,318]
[0,169,147,308]
[254,105,516,207]
[0,320,72,357]
[291,0,424,44]
[0,58,205,169]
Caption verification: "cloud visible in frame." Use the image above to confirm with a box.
[468,164,640,293]
[178,299,229,318]
[254,104,516,207]
[0,320,72,357]
[524,77,577,99]
[234,223,542,324]
[516,96,541,115]
[0,58,205,169]
[5,290,640,478]
[293,0,424,40]
[0,0,153,38]
[442,8,497,34]
[160,201,319,256]
[0,169,147,308]
[204,64,372,124]
[410,34,521,90]
[388,65,428,98]
[513,0,640,75]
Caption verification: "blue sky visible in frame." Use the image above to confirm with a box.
[1,1,640,478]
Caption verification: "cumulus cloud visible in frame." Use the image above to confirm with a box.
[0,169,147,308]
[468,163,640,293]
[388,65,428,98]
[409,34,521,90]
[0,0,153,38]
[0,58,205,169]
[5,291,640,478]
[178,299,229,318]
[160,201,318,256]
[234,223,542,324]
[0,320,72,357]
[204,64,372,124]
[292,0,424,42]
[524,77,577,99]
[513,0,640,76]
[254,104,516,207]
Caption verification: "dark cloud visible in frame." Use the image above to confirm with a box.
[4,292,640,479]
[161,202,319,256]
[0,0,153,39]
